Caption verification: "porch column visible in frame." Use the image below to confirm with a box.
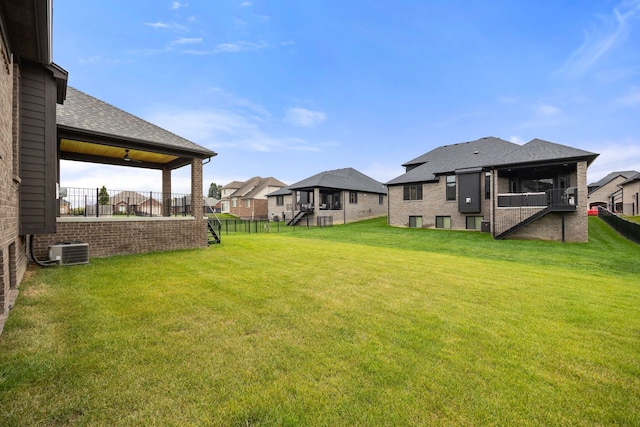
[313,187,320,216]
[191,159,203,219]
[162,168,171,217]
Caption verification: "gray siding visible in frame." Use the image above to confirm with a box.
[19,62,57,235]
[458,172,481,213]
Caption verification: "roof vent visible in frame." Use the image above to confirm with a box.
[474,151,479,154]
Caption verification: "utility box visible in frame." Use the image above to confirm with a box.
[481,221,491,233]
[49,242,89,266]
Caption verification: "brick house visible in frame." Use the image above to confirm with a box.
[220,177,287,219]
[620,173,640,216]
[271,168,388,226]
[0,0,68,326]
[1,1,218,330]
[587,170,638,212]
[386,137,598,242]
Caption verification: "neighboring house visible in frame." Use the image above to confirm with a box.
[587,170,638,212]
[220,181,243,214]
[386,136,598,242]
[620,173,640,216]
[203,197,220,214]
[220,177,287,219]
[0,1,68,323]
[266,187,294,222]
[272,168,388,226]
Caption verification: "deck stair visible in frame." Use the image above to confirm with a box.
[207,217,221,244]
[287,210,309,226]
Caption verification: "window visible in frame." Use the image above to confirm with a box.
[232,198,237,207]
[466,216,483,230]
[276,195,284,206]
[409,216,423,228]
[436,216,451,229]
[245,199,251,208]
[349,191,358,204]
[485,172,491,200]
[379,194,384,205]
[446,175,456,201]
[403,184,423,200]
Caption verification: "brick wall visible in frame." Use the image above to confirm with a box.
[0,54,28,315]
[31,218,209,261]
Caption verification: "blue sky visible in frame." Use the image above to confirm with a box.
[54,0,640,194]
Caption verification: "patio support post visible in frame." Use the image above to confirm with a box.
[162,168,171,217]
[314,188,320,217]
[191,158,203,219]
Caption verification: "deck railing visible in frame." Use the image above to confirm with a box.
[497,188,577,208]
[57,187,194,218]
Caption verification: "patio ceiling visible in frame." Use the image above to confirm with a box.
[58,87,217,170]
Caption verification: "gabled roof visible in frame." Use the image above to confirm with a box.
[288,168,387,194]
[491,138,598,167]
[389,137,519,185]
[388,137,599,185]
[57,87,216,170]
[224,177,287,199]
[588,170,639,189]
[222,181,244,190]
[620,172,640,186]
[266,187,293,197]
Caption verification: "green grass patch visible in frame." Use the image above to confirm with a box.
[1,217,639,425]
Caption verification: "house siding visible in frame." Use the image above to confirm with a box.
[19,62,57,235]
[621,181,640,216]
[588,176,627,211]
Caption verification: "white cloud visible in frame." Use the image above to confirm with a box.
[284,108,327,127]
[240,1,253,7]
[77,55,129,65]
[214,40,269,53]
[557,0,640,78]
[144,21,188,31]
[144,107,325,153]
[171,37,203,46]
[171,2,188,9]
[509,135,525,145]
[584,139,640,182]
[537,104,562,116]
[145,22,169,29]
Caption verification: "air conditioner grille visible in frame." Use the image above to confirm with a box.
[49,242,89,265]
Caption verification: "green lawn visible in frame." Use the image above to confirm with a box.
[1,217,639,426]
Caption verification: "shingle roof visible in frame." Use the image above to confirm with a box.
[388,137,599,185]
[242,177,287,199]
[588,170,639,189]
[620,172,640,186]
[288,168,387,194]
[491,138,598,167]
[57,87,216,157]
[266,187,293,197]
[388,137,519,185]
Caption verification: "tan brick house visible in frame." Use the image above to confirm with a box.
[620,173,640,216]
[271,168,387,226]
[587,170,638,212]
[387,137,598,242]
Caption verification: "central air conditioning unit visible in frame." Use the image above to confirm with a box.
[49,242,89,266]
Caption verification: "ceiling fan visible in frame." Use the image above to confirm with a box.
[123,149,142,163]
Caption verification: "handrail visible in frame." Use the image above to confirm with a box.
[57,186,195,218]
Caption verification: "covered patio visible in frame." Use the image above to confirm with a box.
[32,87,217,260]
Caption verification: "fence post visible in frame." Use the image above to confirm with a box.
[96,188,99,217]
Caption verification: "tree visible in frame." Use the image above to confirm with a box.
[207,183,222,199]
[98,185,110,205]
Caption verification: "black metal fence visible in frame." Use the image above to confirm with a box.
[218,216,334,235]
[598,207,640,244]
[58,187,193,218]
